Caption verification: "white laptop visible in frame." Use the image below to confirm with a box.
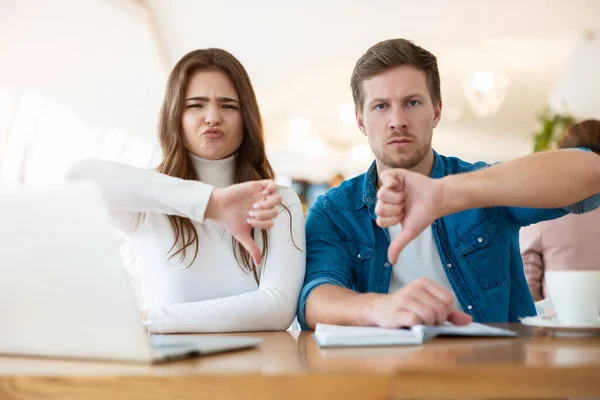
[0,183,261,363]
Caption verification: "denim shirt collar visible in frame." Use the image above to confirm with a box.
[358,150,445,212]
[357,162,378,211]
[430,149,445,179]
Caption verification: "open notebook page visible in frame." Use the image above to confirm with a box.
[314,323,516,347]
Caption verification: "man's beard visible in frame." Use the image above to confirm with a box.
[375,142,430,170]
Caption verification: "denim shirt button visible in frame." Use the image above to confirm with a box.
[357,254,361,259]
[446,263,452,268]
[477,237,483,243]
[467,305,473,310]
[384,262,390,268]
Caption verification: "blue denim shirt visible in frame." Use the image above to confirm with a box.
[298,150,600,329]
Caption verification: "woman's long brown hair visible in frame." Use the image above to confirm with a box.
[155,48,291,282]
[559,119,600,155]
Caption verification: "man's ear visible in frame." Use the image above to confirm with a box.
[356,109,367,136]
[433,99,442,128]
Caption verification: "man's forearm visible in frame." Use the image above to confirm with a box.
[441,150,600,215]
[304,285,381,329]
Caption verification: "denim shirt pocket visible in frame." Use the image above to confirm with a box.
[455,221,510,289]
[345,240,374,292]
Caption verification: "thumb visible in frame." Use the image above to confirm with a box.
[234,230,262,266]
[448,310,473,326]
[380,168,406,188]
[387,228,415,264]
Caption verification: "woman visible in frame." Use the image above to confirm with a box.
[520,119,600,301]
[67,48,305,333]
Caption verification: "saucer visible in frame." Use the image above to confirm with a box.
[520,315,600,336]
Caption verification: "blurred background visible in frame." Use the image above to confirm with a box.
[1,0,600,212]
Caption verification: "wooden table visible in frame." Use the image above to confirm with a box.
[0,324,599,399]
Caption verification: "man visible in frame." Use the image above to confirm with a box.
[298,38,600,330]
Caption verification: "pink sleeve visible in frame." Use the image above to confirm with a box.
[519,225,545,301]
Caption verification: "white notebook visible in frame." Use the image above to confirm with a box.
[314,322,517,347]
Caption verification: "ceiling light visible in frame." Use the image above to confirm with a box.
[463,69,509,118]
[472,71,495,93]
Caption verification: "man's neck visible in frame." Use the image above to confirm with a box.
[376,149,435,188]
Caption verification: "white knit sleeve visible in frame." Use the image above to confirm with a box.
[65,159,214,235]
[147,188,306,333]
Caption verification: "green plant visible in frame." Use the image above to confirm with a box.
[532,107,575,152]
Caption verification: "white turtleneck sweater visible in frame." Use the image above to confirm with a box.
[66,153,306,333]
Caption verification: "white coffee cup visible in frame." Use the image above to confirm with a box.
[545,271,600,325]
